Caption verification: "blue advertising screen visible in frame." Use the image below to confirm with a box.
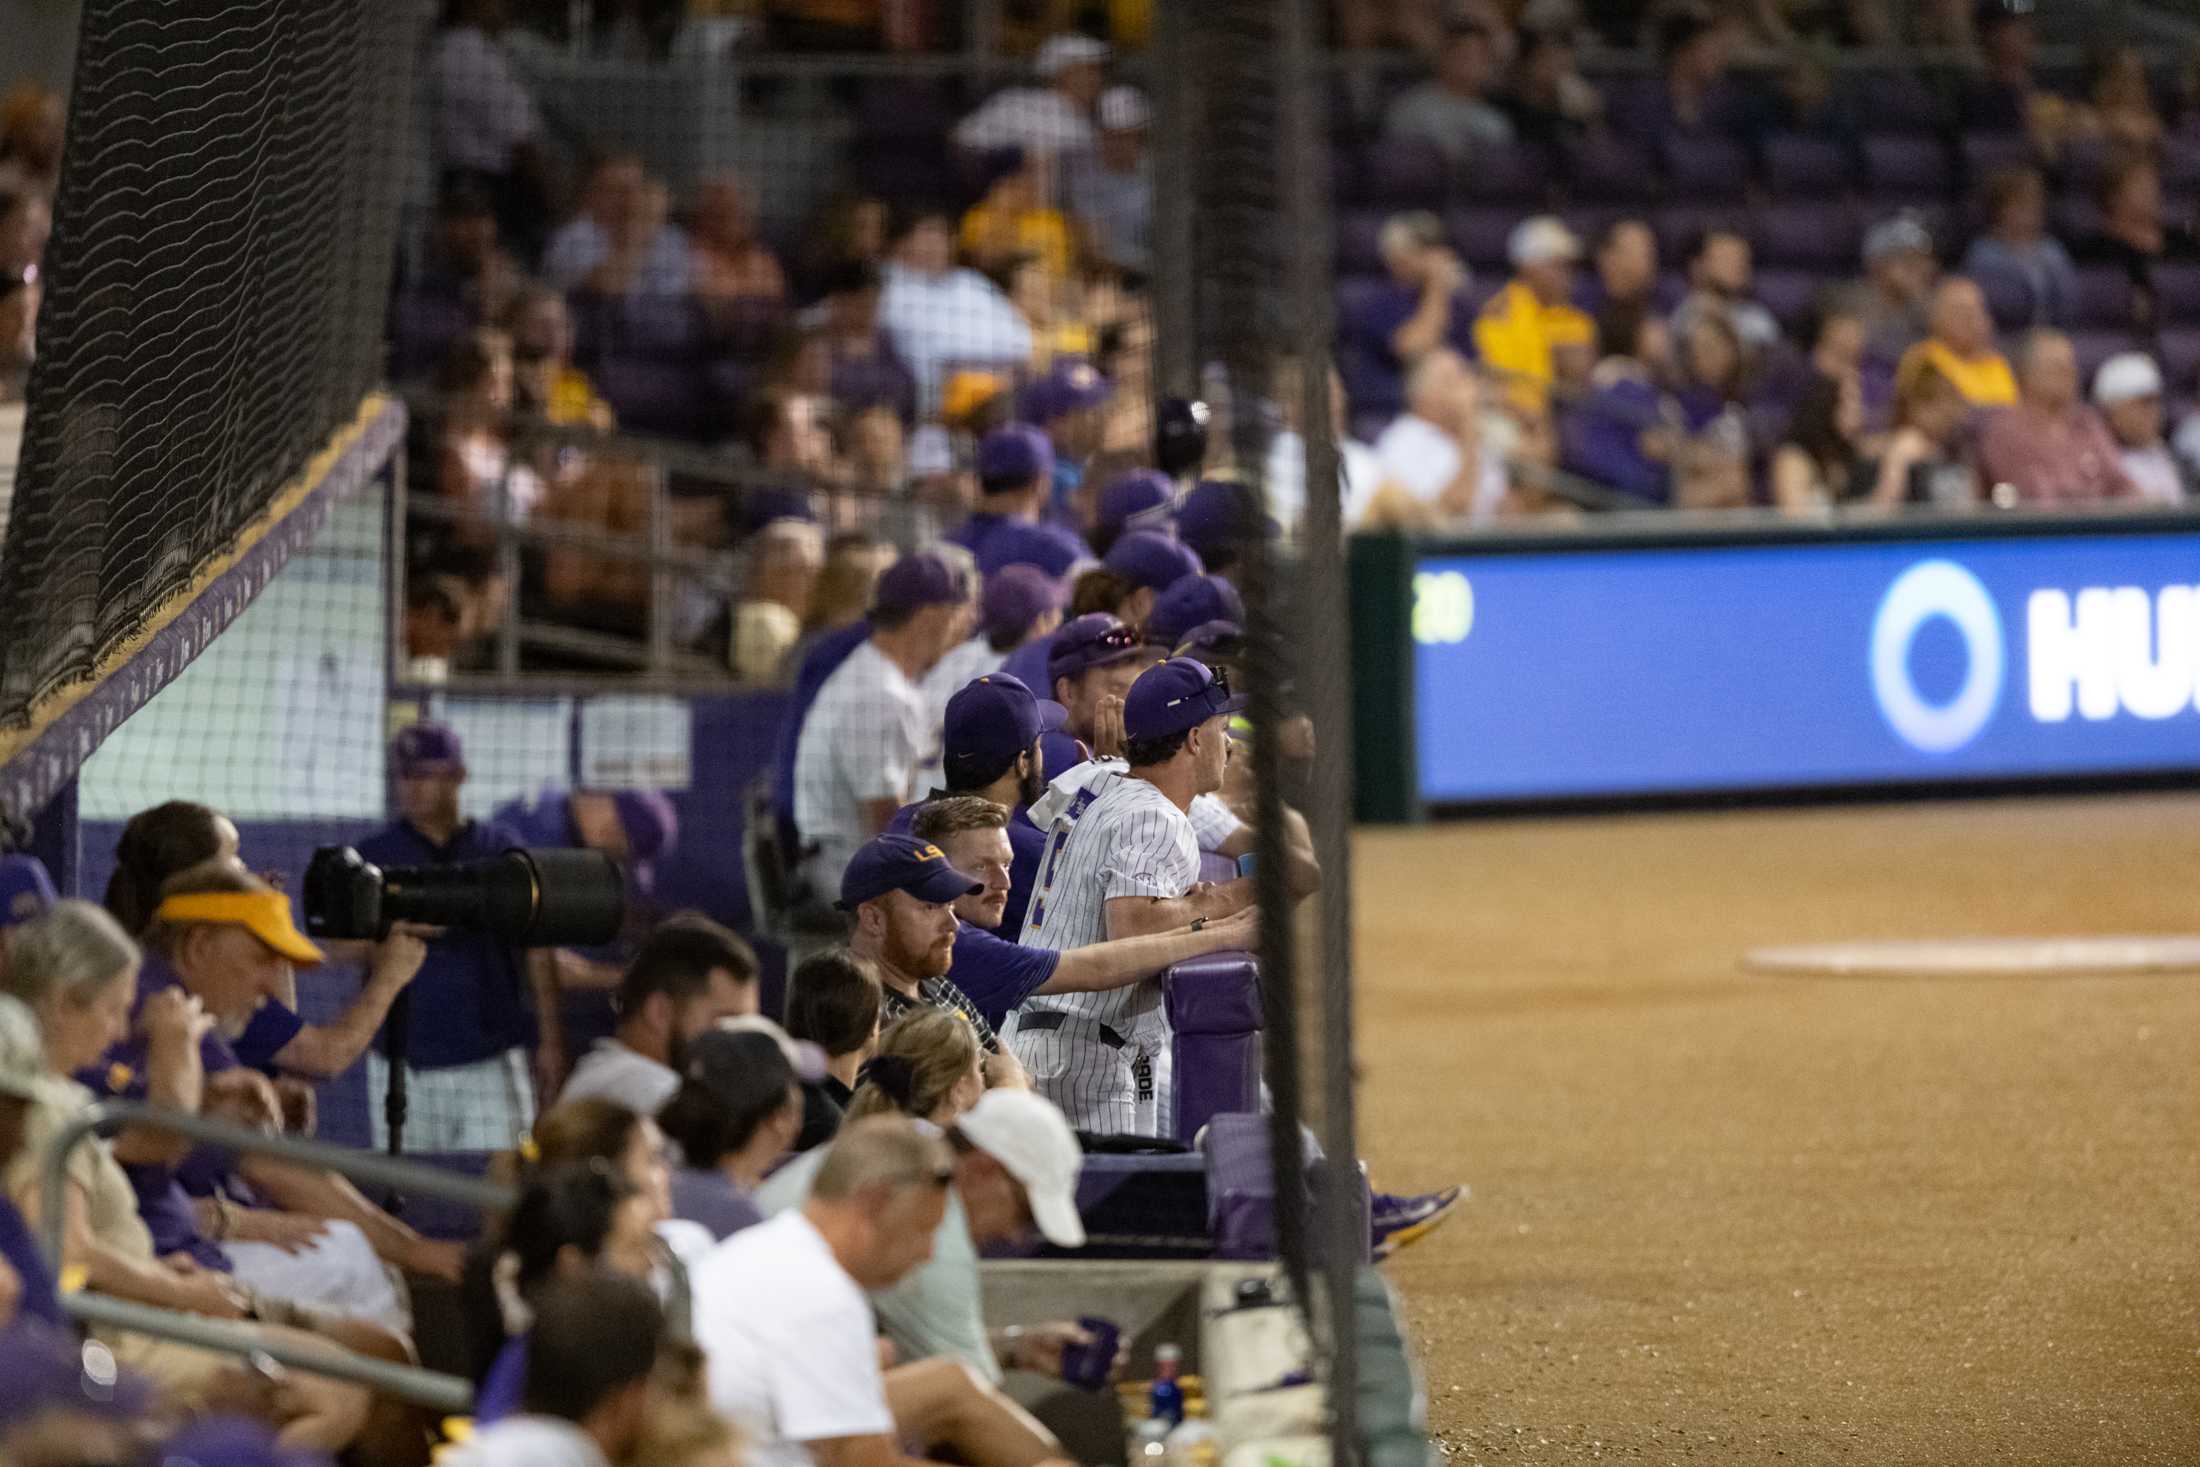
[1409,531,2200,803]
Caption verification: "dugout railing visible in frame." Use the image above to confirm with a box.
[38,1099,510,1413]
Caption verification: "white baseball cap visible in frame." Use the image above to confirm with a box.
[712,1014,828,1083]
[1508,215,1581,269]
[954,1088,1085,1247]
[1098,86,1151,131]
[0,993,47,1102]
[2093,351,2163,407]
[1036,34,1109,78]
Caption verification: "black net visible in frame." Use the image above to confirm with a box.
[0,0,418,728]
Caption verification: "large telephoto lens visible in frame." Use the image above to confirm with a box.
[303,846,626,945]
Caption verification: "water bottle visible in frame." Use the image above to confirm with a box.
[1148,1343,1185,1428]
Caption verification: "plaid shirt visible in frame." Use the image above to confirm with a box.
[881,977,1000,1054]
[793,639,936,895]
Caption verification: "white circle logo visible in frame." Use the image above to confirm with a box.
[1870,560,2005,754]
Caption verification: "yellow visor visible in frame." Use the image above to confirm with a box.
[153,891,325,966]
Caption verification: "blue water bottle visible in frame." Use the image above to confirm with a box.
[1148,1343,1185,1428]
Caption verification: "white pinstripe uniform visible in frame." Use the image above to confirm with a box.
[1003,760,1200,1135]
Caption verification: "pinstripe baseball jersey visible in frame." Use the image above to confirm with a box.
[1004,761,1199,1133]
[792,640,937,893]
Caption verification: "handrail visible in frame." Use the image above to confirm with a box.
[40,1099,513,1412]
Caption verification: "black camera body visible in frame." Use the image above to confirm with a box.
[302,845,625,946]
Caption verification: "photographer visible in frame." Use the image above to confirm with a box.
[357,724,562,1156]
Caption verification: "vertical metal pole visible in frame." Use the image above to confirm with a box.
[385,442,409,705]
[496,431,522,679]
[648,462,674,672]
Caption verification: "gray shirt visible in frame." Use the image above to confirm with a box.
[1384,83,1515,162]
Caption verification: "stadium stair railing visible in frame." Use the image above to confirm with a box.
[39,1100,512,1414]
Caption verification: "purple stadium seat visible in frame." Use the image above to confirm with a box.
[1969,261,2038,330]
[2052,193,2102,243]
[1763,133,1854,195]
[1558,204,1624,255]
[1756,268,1820,333]
[1862,134,1953,200]
[1961,132,2034,184]
[1446,205,1520,272]
[2149,262,2200,325]
[1652,204,1748,265]
[2066,329,2136,389]
[1753,201,1859,272]
[1360,136,1448,206]
[1567,136,1662,202]
[1847,72,1949,133]
[1335,209,1389,274]
[1166,952,1263,1146]
[2058,136,2113,197]
[2068,266,2136,330]
[2162,137,2200,197]
[1459,140,1552,203]
[1659,133,1751,201]
[592,357,714,441]
[2155,327,2200,392]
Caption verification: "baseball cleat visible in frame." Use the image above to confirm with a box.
[1370,1184,1467,1260]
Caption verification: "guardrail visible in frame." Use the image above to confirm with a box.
[40,1099,513,1414]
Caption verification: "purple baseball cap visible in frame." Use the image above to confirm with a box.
[1046,612,1150,686]
[1176,478,1278,563]
[839,834,985,910]
[0,854,57,930]
[1143,573,1245,651]
[1103,529,1203,592]
[1095,470,1177,537]
[1019,359,1114,425]
[391,721,465,778]
[976,519,1088,580]
[611,790,679,863]
[872,550,971,615]
[1124,657,1247,743]
[975,424,1055,490]
[1171,618,1247,661]
[945,673,1067,782]
[982,564,1066,645]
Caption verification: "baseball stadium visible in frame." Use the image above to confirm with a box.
[0,0,2196,1464]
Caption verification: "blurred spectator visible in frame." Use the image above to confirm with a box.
[2069,44,2164,154]
[1898,277,2017,408]
[784,950,884,1152]
[1561,305,1678,505]
[1671,228,1781,358]
[1769,370,1867,509]
[1961,167,2077,328]
[691,174,789,309]
[878,207,1034,408]
[952,425,1054,555]
[1090,468,1175,554]
[956,34,1109,157]
[1961,0,2044,138]
[391,184,524,381]
[543,155,691,300]
[655,1024,807,1241]
[0,86,63,199]
[447,1274,665,1467]
[0,191,48,284]
[1475,216,1595,408]
[1648,7,1756,139]
[1504,23,1603,148]
[1367,212,1476,385]
[921,564,1065,736]
[0,265,32,405]
[793,531,894,661]
[1979,329,2137,505]
[1264,364,1384,532]
[1576,218,1671,321]
[431,0,550,256]
[809,263,918,421]
[1670,312,1755,507]
[507,287,613,428]
[0,992,61,1333]
[1004,253,1095,366]
[1861,362,1976,506]
[2092,353,2189,505]
[2073,154,2199,332]
[794,194,891,304]
[742,387,838,486]
[1065,87,1152,276]
[435,329,544,535]
[1385,17,1516,163]
[961,152,1075,278]
[1020,359,1114,522]
[732,518,825,682]
[1774,45,1853,137]
[1368,349,1505,525]
[1858,213,1939,369]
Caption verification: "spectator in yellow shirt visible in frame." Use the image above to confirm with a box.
[1473,216,1596,411]
[959,152,1076,278]
[1896,277,2019,409]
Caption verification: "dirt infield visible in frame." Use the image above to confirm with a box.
[1354,794,2200,1465]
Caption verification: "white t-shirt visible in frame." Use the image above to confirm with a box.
[2120,443,2185,505]
[879,264,1035,409]
[558,1038,680,1116]
[442,1416,610,1467]
[692,1211,896,1467]
[1265,431,1383,533]
[794,639,935,894]
[954,87,1096,156]
[1372,413,1506,523]
[432,26,540,173]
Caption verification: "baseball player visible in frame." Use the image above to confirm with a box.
[1003,657,1255,1135]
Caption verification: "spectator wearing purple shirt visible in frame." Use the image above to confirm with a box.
[1561,305,1679,505]
[1342,212,1477,423]
[1573,219,1679,324]
[948,425,1054,560]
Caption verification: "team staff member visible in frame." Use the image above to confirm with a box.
[1003,658,1256,1135]
[1000,612,1151,780]
[358,723,560,1154]
[840,835,1027,1089]
[910,797,1257,1031]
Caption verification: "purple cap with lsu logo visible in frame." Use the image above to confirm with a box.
[838,834,985,910]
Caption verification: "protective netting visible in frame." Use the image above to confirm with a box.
[0,0,418,728]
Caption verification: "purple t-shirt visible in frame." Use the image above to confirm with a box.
[947,920,1059,1032]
